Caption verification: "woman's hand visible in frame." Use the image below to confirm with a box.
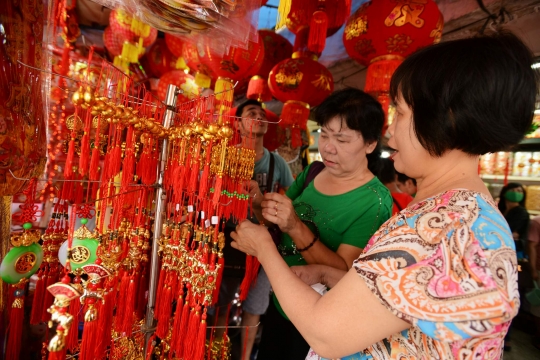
[249,180,263,210]
[291,265,324,286]
[230,220,274,258]
[261,192,300,233]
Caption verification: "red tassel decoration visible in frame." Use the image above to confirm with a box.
[185,306,202,359]
[198,141,213,197]
[30,269,45,324]
[239,256,253,301]
[89,148,101,180]
[308,10,328,54]
[64,138,76,178]
[79,318,98,360]
[137,266,148,319]
[115,271,129,331]
[95,285,115,358]
[65,296,81,351]
[212,255,225,306]
[155,281,173,339]
[170,289,185,355]
[212,175,223,206]
[41,269,57,322]
[193,310,207,360]
[5,285,25,360]
[175,293,192,358]
[154,266,167,319]
[48,349,66,360]
[121,275,137,335]
[79,132,91,177]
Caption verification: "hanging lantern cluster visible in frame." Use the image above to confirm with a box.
[343,0,443,126]
[246,30,293,103]
[268,54,333,148]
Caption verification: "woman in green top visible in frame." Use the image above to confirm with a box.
[248,88,392,360]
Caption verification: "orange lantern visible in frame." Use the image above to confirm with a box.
[268,55,333,148]
[109,9,158,47]
[181,41,216,88]
[141,39,179,78]
[157,70,200,104]
[343,0,443,125]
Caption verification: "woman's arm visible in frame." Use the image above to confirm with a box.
[230,222,409,358]
[291,264,347,288]
[262,192,359,270]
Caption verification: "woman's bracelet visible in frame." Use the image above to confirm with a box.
[296,235,318,252]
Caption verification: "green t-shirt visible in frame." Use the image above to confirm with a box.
[273,162,393,318]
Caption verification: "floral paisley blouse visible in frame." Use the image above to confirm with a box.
[308,189,519,360]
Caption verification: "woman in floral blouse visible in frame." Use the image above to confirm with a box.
[230,31,537,360]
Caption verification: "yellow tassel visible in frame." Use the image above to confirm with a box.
[215,77,234,103]
[276,0,292,30]
[130,18,150,38]
[175,57,188,70]
[195,72,211,89]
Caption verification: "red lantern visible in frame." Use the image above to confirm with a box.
[103,26,126,58]
[109,9,157,47]
[199,34,265,83]
[286,0,351,37]
[141,39,179,78]
[157,70,200,104]
[268,55,333,148]
[247,75,272,102]
[181,41,216,88]
[343,0,443,127]
[343,0,443,66]
[257,30,293,78]
[164,33,184,58]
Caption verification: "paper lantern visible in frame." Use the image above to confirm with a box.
[182,41,216,88]
[109,9,158,47]
[157,70,200,104]
[343,0,443,67]
[141,39,179,78]
[268,55,333,147]
[200,34,265,84]
[164,33,184,58]
[258,30,293,78]
[285,0,351,37]
[247,75,272,102]
[343,0,443,126]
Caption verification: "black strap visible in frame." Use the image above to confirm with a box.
[392,196,403,211]
[267,152,275,193]
[302,161,325,190]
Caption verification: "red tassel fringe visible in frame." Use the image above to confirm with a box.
[5,296,24,360]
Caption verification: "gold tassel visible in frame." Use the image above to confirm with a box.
[276,0,292,30]
[0,196,12,313]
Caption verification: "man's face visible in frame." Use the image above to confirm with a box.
[239,104,268,137]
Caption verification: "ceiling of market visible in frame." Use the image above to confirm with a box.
[76,0,540,117]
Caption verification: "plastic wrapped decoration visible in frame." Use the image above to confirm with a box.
[103,26,144,59]
[182,40,217,88]
[109,8,158,47]
[268,54,333,148]
[141,38,180,79]
[280,0,352,37]
[157,70,200,103]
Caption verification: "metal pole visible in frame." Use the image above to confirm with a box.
[143,84,178,353]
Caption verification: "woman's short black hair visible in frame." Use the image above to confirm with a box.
[236,99,263,118]
[498,182,527,213]
[315,88,385,174]
[390,31,538,157]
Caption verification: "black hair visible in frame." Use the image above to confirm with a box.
[396,171,416,186]
[236,99,263,118]
[498,182,527,214]
[390,31,538,157]
[378,158,396,184]
[315,88,384,174]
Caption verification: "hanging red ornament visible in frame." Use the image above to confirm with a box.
[343,0,443,127]
[257,30,293,79]
[285,0,351,37]
[157,70,200,103]
[268,54,333,148]
[164,33,184,58]
[141,39,179,78]
[247,75,272,102]
[109,9,158,47]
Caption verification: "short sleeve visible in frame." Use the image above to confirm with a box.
[341,191,392,249]
[285,163,310,200]
[353,216,519,342]
[529,218,540,243]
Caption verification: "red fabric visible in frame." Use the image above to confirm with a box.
[391,192,413,216]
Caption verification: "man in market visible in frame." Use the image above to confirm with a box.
[216,99,294,359]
